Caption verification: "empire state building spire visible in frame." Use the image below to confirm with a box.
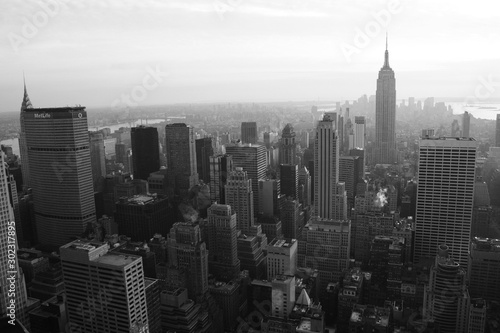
[383,32,390,69]
[21,74,33,111]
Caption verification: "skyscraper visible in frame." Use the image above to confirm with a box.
[414,137,477,269]
[241,122,257,144]
[60,240,149,332]
[258,178,282,217]
[167,222,209,300]
[374,37,397,164]
[267,238,297,280]
[88,131,106,190]
[354,116,366,149]
[423,245,469,333]
[462,111,471,138]
[298,166,311,207]
[23,107,96,247]
[19,80,33,190]
[279,124,297,165]
[280,164,298,200]
[209,154,233,204]
[0,151,29,327]
[225,143,266,216]
[206,204,240,281]
[195,137,214,184]
[225,168,254,232]
[314,113,340,219]
[165,123,198,194]
[131,126,160,181]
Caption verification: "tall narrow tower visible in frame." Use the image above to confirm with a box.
[131,126,160,181]
[314,112,339,219]
[19,78,33,190]
[279,124,297,165]
[374,35,397,164]
[165,123,198,194]
[23,106,96,247]
[225,168,254,232]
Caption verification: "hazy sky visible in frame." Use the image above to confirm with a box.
[1,0,499,112]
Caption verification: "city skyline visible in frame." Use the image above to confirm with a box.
[1,0,500,112]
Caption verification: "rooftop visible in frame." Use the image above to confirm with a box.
[93,253,140,267]
[269,238,297,248]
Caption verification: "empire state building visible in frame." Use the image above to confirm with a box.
[374,37,397,164]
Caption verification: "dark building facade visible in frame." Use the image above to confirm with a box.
[280,164,298,200]
[241,122,257,144]
[115,194,171,242]
[23,107,96,247]
[165,123,199,194]
[196,137,214,185]
[131,126,160,181]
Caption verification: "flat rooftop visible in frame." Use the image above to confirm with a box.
[269,238,296,248]
[94,253,140,267]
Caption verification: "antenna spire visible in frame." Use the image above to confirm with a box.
[383,32,390,68]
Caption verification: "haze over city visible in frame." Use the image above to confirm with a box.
[1,0,500,112]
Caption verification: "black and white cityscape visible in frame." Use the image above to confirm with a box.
[1,1,500,333]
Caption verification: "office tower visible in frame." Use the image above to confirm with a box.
[314,113,340,219]
[60,239,148,332]
[23,107,96,247]
[29,263,65,302]
[258,178,282,217]
[271,275,296,319]
[299,217,350,292]
[131,126,160,181]
[462,111,471,138]
[267,239,297,280]
[159,287,212,332]
[167,222,208,300]
[17,249,49,284]
[280,198,302,239]
[374,38,397,164]
[225,143,266,216]
[19,80,33,190]
[279,124,297,165]
[0,151,29,327]
[195,137,214,184]
[165,123,199,194]
[144,278,162,333]
[468,237,500,302]
[257,215,282,240]
[354,116,366,149]
[205,204,240,281]
[209,278,243,332]
[237,232,266,279]
[496,114,500,146]
[468,298,487,333]
[349,148,365,180]
[280,164,298,200]
[414,138,477,269]
[339,156,361,213]
[241,122,257,144]
[29,296,67,333]
[471,181,492,238]
[298,166,311,207]
[451,119,461,137]
[114,193,170,242]
[338,267,365,325]
[225,168,254,232]
[337,113,344,153]
[354,212,398,263]
[423,245,469,333]
[209,154,233,204]
[88,131,106,190]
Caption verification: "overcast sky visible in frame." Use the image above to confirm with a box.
[1,0,499,112]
